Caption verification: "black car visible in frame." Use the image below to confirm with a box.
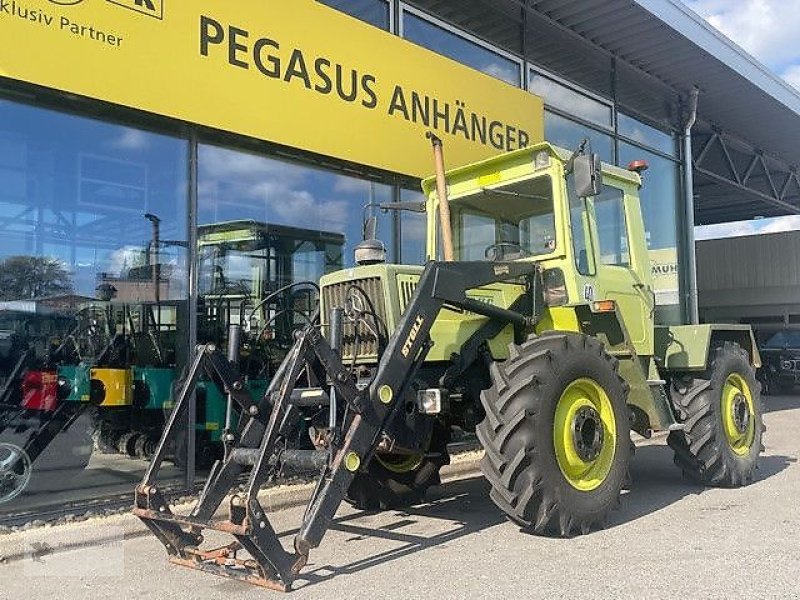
[754,327,800,395]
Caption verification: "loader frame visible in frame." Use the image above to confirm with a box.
[135,260,541,590]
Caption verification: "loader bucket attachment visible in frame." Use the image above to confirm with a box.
[134,325,376,591]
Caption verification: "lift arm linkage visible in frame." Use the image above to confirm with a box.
[134,260,537,591]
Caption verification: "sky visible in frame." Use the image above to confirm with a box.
[682,0,800,240]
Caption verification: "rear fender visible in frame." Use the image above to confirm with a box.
[654,324,761,372]
[536,305,677,434]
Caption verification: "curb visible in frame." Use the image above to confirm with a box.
[0,450,484,566]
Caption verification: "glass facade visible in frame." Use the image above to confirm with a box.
[544,111,615,163]
[529,73,612,128]
[618,113,677,157]
[318,0,390,30]
[400,187,427,264]
[401,8,523,86]
[0,100,188,515]
[619,142,682,323]
[198,144,393,267]
[0,1,688,517]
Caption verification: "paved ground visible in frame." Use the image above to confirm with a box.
[1,394,798,600]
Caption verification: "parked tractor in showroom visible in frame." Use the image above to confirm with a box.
[135,137,764,591]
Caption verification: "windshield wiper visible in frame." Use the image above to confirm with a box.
[479,187,550,202]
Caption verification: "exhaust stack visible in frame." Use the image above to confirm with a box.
[427,132,455,262]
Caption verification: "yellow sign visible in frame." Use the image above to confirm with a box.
[649,247,679,305]
[0,0,543,178]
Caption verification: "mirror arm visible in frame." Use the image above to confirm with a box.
[377,201,427,213]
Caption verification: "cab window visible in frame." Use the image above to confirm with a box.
[594,187,629,267]
[452,175,556,261]
[567,179,596,276]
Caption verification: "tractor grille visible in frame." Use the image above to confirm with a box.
[321,277,386,359]
[398,277,419,313]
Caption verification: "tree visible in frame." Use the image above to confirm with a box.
[0,256,74,301]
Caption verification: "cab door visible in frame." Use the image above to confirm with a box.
[587,183,654,356]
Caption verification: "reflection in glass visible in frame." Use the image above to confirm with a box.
[318,0,390,29]
[618,143,679,252]
[400,188,427,264]
[545,111,614,163]
[618,113,676,157]
[594,188,630,267]
[568,184,596,276]
[619,142,681,322]
[0,100,189,514]
[529,73,612,127]
[402,12,521,85]
[197,144,394,360]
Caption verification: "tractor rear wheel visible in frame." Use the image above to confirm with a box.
[667,342,763,486]
[346,421,450,510]
[477,332,631,536]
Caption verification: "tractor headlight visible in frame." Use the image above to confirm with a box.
[416,389,446,414]
[543,268,568,306]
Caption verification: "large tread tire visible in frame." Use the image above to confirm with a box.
[667,342,764,487]
[346,421,450,511]
[477,332,631,537]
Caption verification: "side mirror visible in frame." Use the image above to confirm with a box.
[574,153,603,197]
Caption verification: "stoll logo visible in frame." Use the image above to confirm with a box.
[48,0,85,4]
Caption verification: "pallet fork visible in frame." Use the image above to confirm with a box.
[134,261,539,591]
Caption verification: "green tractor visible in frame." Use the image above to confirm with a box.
[136,139,764,591]
[183,221,345,465]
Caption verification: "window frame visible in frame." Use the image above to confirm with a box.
[399,2,525,87]
[528,66,614,131]
[591,185,631,269]
[317,0,393,32]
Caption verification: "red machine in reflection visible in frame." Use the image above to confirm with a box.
[20,369,59,413]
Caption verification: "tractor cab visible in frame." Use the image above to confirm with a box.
[422,142,656,357]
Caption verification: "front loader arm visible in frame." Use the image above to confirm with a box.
[294,261,538,557]
[135,260,539,591]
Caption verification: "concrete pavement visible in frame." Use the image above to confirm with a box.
[1,394,798,600]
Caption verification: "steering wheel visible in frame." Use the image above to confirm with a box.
[484,242,531,261]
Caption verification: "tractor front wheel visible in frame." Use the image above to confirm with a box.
[346,421,450,510]
[667,342,763,486]
[477,332,631,537]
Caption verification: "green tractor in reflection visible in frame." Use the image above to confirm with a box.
[184,221,345,466]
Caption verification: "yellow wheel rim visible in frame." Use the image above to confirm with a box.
[376,453,424,474]
[721,373,755,456]
[554,378,616,491]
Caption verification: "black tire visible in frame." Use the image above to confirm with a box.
[172,429,223,471]
[477,332,631,537]
[346,421,451,510]
[667,342,763,487]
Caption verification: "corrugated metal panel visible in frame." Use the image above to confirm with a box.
[698,231,800,291]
